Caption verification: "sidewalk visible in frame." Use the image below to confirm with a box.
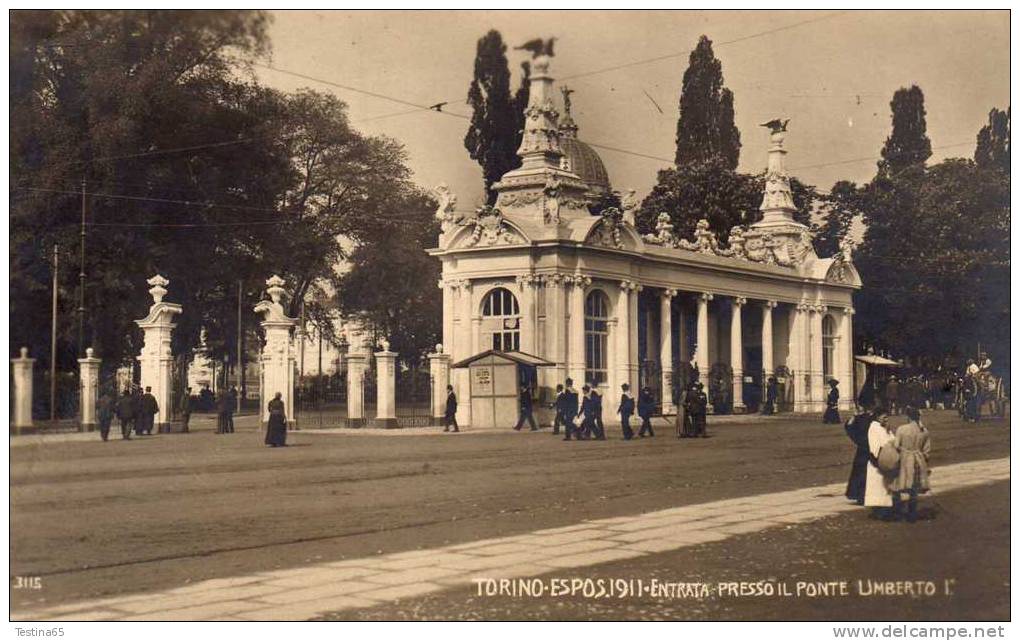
[11,456,1009,622]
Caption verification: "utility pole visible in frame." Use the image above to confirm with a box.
[50,244,59,422]
[78,177,86,358]
[237,280,243,413]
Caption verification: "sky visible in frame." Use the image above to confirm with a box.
[255,9,1010,210]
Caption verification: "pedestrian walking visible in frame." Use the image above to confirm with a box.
[180,387,192,433]
[140,386,159,435]
[550,384,566,435]
[265,392,288,447]
[578,385,604,440]
[617,383,635,440]
[844,405,874,505]
[513,383,538,431]
[823,379,841,424]
[865,408,896,520]
[443,384,459,432]
[890,406,932,522]
[97,391,115,442]
[763,376,778,415]
[561,379,580,441]
[637,386,655,437]
[115,389,135,440]
[590,385,606,437]
[132,387,146,434]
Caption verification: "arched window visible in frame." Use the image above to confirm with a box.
[481,287,520,351]
[585,290,610,385]
[822,315,836,381]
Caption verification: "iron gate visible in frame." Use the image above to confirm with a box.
[639,359,663,414]
[295,374,353,429]
[774,365,795,412]
[708,362,733,414]
[395,367,433,427]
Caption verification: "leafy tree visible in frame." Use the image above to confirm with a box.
[975,106,1010,173]
[878,85,932,175]
[811,180,860,257]
[464,30,524,205]
[674,35,741,170]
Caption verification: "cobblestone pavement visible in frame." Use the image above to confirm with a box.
[12,456,1008,621]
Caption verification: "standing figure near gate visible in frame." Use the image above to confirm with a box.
[443,384,459,433]
[224,387,237,433]
[561,378,580,441]
[637,386,655,437]
[962,373,980,422]
[140,386,159,435]
[97,391,115,442]
[265,392,288,447]
[116,389,135,440]
[691,382,709,438]
[180,387,193,433]
[675,382,692,438]
[617,383,635,440]
[823,379,841,424]
[513,383,538,431]
[763,376,778,415]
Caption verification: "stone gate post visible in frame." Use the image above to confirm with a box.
[78,347,101,432]
[428,344,451,424]
[373,339,398,428]
[135,275,182,432]
[11,347,34,434]
[345,353,367,428]
[253,275,297,428]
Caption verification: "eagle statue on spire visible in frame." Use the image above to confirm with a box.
[515,37,556,58]
[759,118,790,133]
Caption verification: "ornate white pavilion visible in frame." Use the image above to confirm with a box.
[429,52,861,426]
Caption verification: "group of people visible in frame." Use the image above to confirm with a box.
[95,386,160,441]
[844,403,932,522]
[674,381,709,438]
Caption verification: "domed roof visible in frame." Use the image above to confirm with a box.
[559,136,610,196]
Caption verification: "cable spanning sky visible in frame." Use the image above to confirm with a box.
[256,10,1009,210]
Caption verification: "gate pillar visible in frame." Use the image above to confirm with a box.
[135,275,182,432]
[253,275,297,428]
[11,347,34,434]
[428,345,451,424]
[78,347,101,432]
[373,340,398,428]
[346,353,367,427]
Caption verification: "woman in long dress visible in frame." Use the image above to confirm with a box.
[865,408,895,519]
[265,392,287,447]
[823,379,841,424]
[844,406,873,505]
[890,405,931,522]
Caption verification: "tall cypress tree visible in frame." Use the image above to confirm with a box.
[464,30,521,205]
[975,106,1010,173]
[674,35,741,170]
[878,85,932,175]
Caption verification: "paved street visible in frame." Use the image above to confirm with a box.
[10,410,1010,620]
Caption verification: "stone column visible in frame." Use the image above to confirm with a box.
[439,279,454,354]
[568,274,590,385]
[135,275,183,432]
[78,347,101,432]
[373,344,397,429]
[810,305,826,411]
[615,281,632,393]
[629,283,642,391]
[454,279,473,360]
[253,275,297,428]
[841,307,856,410]
[659,289,677,413]
[731,297,747,413]
[544,274,567,384]
[789,303,809,412]
[695,293,713,384]
[346,352,367,428]
[428,346,451,423]
[11,347,34,434]
[516,274,539,354]
[762,301,777,377]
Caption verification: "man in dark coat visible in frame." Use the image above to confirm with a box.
[844,406,873,505]
[115,389,135,440]
[578,385,603,440]
[691,382,708,437]
[550,384,566,435]
[637,386,656,437]
[224,387,237,433]
[513,383,538,431]
[885,376,900,415]
[180,387,193,433]
[97,391,115,442]
[443,384,459,432]
[562,379,580,441]
[763,376,778,415]
[140,386,159,435]
[590,385,606,437]
[617,383,635,440]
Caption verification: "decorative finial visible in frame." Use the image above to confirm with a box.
[147,274,169,304]
[436,343,444,354]
[86,347,94,358]
[265,275,286,305]
[378,337,391,352]
[20,346,28,359]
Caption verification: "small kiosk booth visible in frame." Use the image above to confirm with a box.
[854,353,901,407]
[451,350,554,429]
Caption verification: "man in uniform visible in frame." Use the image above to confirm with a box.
[637,386,656,437]
[590,384,606,437]
[443,384,459,432]
[550,384,566,435]
[140,386,159,435]
[562,378,580,441]
[578,385,603,440]
[617,383,635,440]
